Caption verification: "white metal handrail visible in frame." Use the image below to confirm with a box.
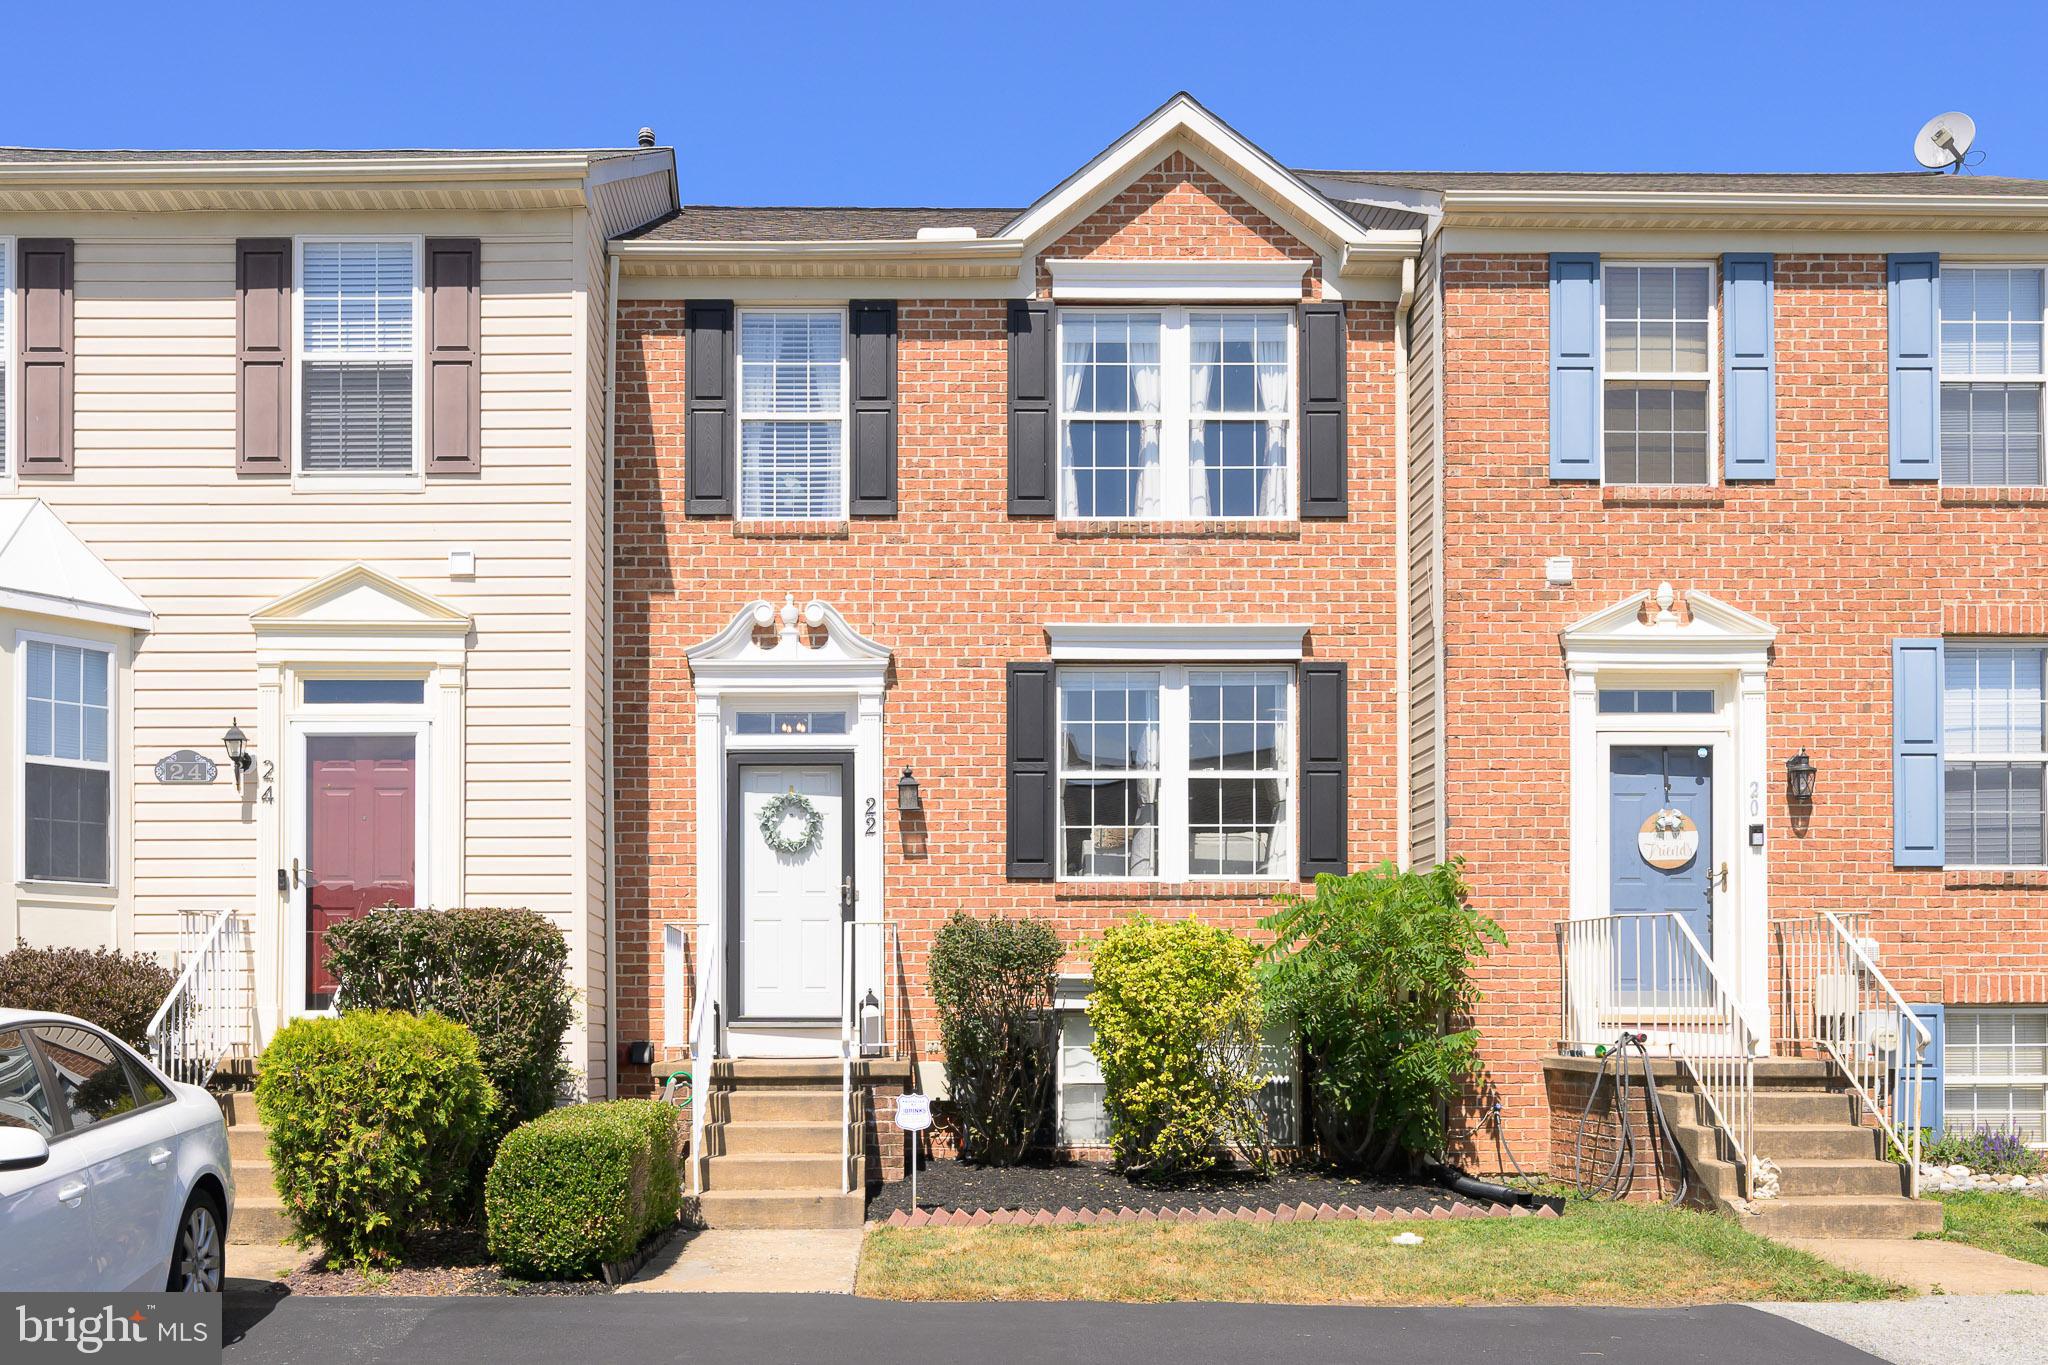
[839,916,903,1195]
[145,908,245,1089]
[1560,912,1760,1187]
[1774,910,1932,1196]
[685,917,718,1197]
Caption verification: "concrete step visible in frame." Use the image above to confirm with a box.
[712,1089,844,1124]
[216,1092,259,1127]
[711,1121,853,1156]
[1749,1060,1842,1089]
[233,1157,277,1201]
[1748,1195,1943,1239]
[1754,1124,1884,1160]
[228,1195,294,1245]
[1752,1091,1859,1125]
[1772,1159,1909,1198]
[227,1124,269,1162]
[713,1059,844,1086]
[706,1153,846,1192]
[696,1188,864,1230]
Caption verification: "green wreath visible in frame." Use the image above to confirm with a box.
[759,791,824,856]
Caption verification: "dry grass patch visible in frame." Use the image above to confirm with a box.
[858,1201,1904,1306]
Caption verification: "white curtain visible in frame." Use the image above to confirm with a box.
[1259,420,1290,517]
[1187,423,1210,518]
[1134,421,1163,516]
[1059,353,1087,516]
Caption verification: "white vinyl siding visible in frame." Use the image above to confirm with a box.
[1058,308,1294,520]
[1602,263,1715,486]
[1944,645,2048,867]
[297,239,420,475]
[736,309,846,520]
[21,636,112,886]
[1940,267,2046,487]
[1945,1008,2048,1145]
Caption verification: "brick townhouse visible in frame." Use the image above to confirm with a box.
[602,94,2048,1228]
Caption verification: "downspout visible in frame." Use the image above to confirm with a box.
[1393,255,1416,869]
[603,249,621,1098]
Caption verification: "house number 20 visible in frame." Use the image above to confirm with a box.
[865,797,878,835]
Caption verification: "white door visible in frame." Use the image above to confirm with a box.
[738,763,845,1020]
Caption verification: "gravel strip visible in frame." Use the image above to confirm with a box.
[866,1157,1458,1220]
[1759,1296,2048,1365]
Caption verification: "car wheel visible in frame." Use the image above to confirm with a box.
[167,1192,225,1293]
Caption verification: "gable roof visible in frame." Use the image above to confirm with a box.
[1306,170,2048,197]
[0,499,151,631]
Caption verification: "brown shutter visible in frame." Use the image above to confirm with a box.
[1298,302,1347,517]
[423,237,483,473]
[1297,661,1348,876]
[684,301,735,516]
[235,238,292,474]
[1005,662,1057,879]
[18,239,74,475]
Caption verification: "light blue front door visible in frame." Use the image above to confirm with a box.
[1609,744,1713,998]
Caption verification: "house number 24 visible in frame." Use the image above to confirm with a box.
[865,797,878,836]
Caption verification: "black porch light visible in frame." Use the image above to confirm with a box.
[222,719,254,787]
[1785,749,1818,801]
[896,767,923,814]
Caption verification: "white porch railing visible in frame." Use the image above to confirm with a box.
[1774,911,1931,1197]
[1559,912,1760,1187]
[840,916,904,1195]
[145,908,246,1089]
[682,919,718,1197]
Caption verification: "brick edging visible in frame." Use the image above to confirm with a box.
[878,1200,1560,1228]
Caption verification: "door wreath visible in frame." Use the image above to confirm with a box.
[759,791,824,856]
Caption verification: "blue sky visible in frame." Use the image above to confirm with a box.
[8,1,2047,202]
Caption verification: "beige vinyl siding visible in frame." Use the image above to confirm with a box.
[10,210,598,1085]
[1406,237,1445,868]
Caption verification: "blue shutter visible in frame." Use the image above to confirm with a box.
[1888,253,1940,480]
[1900,1003,1945,1136]
[1893,637,1945,867]
[1549,253,1601,480]
[1722,254,1776,479]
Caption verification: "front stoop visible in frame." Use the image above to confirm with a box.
[694,1060,865,1230]
[215,1090,293,1245]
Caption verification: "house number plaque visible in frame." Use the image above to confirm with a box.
[153,750,219,784]
[1637,808,1699,870]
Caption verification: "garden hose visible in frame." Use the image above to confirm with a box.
[1569,1032,1691,1206]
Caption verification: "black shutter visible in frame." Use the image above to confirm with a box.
[1007,300,1056,516]
[849,300,898,515]
[1298,302,1347,518]
[684,300,735,517]
[1006,662,1057,879]
[1298,662,1348,876]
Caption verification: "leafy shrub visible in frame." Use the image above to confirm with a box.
[0,942,175,1048]
[1918,1126,2044,1176]
[256,1011,497,1267]
[325,907,575,1132]
[929,913,1062,1165]
[1261,859,1503,1171]
[485,1100,680,1280]
[1088,916,1267,1178]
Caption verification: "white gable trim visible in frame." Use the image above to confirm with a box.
[1046,622,1308,662]
[250,563,471,642]
[1046,258,1310,302]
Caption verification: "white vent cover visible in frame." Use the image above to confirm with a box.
[915,225,978,241]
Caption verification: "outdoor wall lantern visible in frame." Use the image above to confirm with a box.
[222,720,254,789]
[897,768,923,814]
[1785,749,1818,801]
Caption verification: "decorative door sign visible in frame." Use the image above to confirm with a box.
[153,750,219,784]
[1638,808,1699,869]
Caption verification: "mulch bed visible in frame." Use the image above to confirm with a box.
[865,1157,1461,1221]
[275,1228,613,1297]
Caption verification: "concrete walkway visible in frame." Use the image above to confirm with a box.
[1767,1234,2048,1295]
[1761,1296,2048,1365]
[617,1228,865,1294]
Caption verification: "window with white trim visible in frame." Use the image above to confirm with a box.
[1057,665,1292,881]
[1940,267,2045,486]
[1943,644,2046,867]
[737,309,846,519]
[298,239,418,474]
[1603,263,1714,485]
[22,637,111,885]
[1945,1007,2047,1146]
[1058,308,1294,519]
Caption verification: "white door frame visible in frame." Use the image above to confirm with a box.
[1563,587,1776,1048]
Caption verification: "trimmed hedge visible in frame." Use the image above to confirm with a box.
[929,912,1062,1165]
[0,942,174,1047]
[256,1011,497,1267]
[485,1100,681,1280]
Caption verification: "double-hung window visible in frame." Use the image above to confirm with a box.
[298,239,420,475]
[22,636,112,885]
[1058,308,1294,519]
[1944,1008,2048,1145]
[1943,644,2047,867]
[1057,666,1292,880]
[1603,263,1714,485]
[737,309,846,520]
[1940,266,2045,486]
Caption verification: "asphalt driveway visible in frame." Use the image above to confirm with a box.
[222,1289,1885,1365]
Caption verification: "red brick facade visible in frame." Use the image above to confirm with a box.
[613,160,1402,1096]
[1439,252,2048,1169]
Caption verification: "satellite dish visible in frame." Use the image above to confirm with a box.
[1914,112,1976,171]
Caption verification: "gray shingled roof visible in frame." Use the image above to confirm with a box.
[1305,170,2048,196]
[0,146,655,164]
[622,206,1022,242]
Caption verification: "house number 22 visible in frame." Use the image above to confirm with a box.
[865,797,878,836]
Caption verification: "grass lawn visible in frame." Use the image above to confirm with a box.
[857,1200,1904,1306]
[1925,1192,2048,1268]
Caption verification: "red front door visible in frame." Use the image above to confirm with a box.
[306,735,416,1010]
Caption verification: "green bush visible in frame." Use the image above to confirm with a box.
[255,1011,497,1267]
[1260,859,1503,1171]
[485,1100,680,1280]
[930,912,1062,1165]
[1917,1126,2044,1176]
[324,907,575,1132]
[1089,916,1267,1178]
[0,942,174,1047]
